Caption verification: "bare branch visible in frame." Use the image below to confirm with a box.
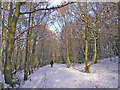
[14,24,45,40]
[20,2,75,15]
[16,33,56,42]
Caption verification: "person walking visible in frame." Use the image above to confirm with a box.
[50,60,54,67]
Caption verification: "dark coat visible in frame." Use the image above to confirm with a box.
[50,60,54,65]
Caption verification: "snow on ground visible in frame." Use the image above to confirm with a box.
[0,71,2,89]
[20,57,118,88]
[0,71,2,82]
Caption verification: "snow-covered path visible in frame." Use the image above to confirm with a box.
[21,66,49,88]
[21,57,118,88]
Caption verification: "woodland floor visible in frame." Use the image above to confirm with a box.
[3,57,118,88]
[20,57,118,88]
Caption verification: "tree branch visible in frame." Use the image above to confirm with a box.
[15,23,47,40]
[16,33,56,42]
[20,2,75,15]
[15,25,39,40]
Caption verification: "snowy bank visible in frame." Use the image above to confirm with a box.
[20,57,118,88]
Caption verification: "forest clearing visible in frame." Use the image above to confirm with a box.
[0,1,119,89]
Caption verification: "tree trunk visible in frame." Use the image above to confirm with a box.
[117,2,120,58]
[31,35,37,73]
[31,10,37,73]
[2,2,6,74]
[66,37,70,68]
[84,3,88,73]
[24,22,30,80]
[24,2,32,79]
[19,47,23,70]
[85,40,88,73]
[95,35,100,63]
[4,2,21,86]
[86,30,97,73]
[24,35,29,80]
[15,39,20,70]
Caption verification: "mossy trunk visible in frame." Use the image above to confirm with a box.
[94,12,100,63]
[85,65,90,73]
[86,30,97,73]
[95,34,100,63]
[84,3,88,73]
[85,40,88,73]
[2,2,6,74]
[4,2,21,86]
[66,38,70,68]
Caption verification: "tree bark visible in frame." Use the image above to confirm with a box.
[4,2,21,86]
[84,3,89,73]
[66,38,70,68]
[24,2,32,80]
[31,34,37,73]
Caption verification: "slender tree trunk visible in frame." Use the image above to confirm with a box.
[85,40,88,72]
[15,39,20,70]
[24,20,30,80]
[37,43,43,68]
[63,27,70,68]
[62,32,66,64]
[24,2,32,79]
[95,33,100,63]
[73,47,77,66]
[31,35,37,73]
[79,38,84,64]
[24,35,29,80]
[19,47,23,70]
[66,36,70,68]
[31,9,37,73]
[87,30,97,73]
[28,3,33,75]
[84,3,89,73]
[94,12,101,63]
